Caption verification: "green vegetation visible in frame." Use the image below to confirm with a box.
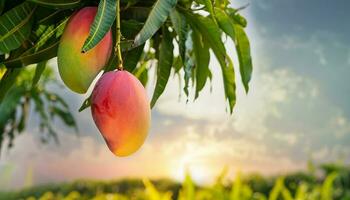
[0,0,253,151]
[1,163,349,200]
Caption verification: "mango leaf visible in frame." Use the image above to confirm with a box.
[201,0,216,22]
[0,85,25,130]
[133,61,149,86]
[133,0,177,47]
[0,0,5,14]
[32,61,47,87]
[50,106,77,128]
[226,8,247,27]
[234,24,252,93]
[3,40,59,68]
[123,44,145,72]
[215,0,228,8]
[17,99,29,133]
[214,8,235,39]
[150,26,174,108]
[183,30,194,97]
[182,10,236,113]
[2,18,68,67]
[121,19,144,39]
[170,9,188,63]
[192,29,210,99]
[172,56,182,73]
[183,55,194,97]
[28,0,82,9]
[36,9,72,25]
[0,69,21,103]
[0,2,35,53]
[81,0,116,53]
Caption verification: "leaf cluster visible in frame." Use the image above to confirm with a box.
[0,0,253,149]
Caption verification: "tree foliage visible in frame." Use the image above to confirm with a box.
[0,0,253,150]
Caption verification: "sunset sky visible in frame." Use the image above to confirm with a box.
[1,0,350,189]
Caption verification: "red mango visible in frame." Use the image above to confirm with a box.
[91,71,151,156]
[57,7,113,94]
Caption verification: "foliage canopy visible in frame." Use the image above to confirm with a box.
[0,0,252,150]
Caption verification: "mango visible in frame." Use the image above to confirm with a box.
[91,71,151,156]
[57,7,113,94]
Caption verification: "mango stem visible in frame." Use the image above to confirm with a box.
[115,0,123,70]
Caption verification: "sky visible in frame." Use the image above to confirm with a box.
[1,0,350,190]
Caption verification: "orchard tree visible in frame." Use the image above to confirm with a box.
[0,0,252,153]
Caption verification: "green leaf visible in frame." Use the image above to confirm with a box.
[121,19,143,39]
[0,68,21,103]
[170,8,188,63]
[36,9,72,26]
[183,55,194,97]
[133,0,178,47]
[133,61,149,86]
[172,56,182,73]
[123,44,145,72]
[150,26,174,108]
[182,10,236,112]
[0,86,25,130]
[214,8,235,39]
[32,61,47,87]
[0,0,5,14]
[0,2,36,53]
[192,29,210,99]
[3,18,68,67]
[234,24,252,93]
[4,40,59,68]
[201,0,216,22]
[17,99,29,133]
[28,0,82,9]
[227,8,247,27]
[50,106,77,128]
[81,0,116,53]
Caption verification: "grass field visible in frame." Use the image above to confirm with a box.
[0,163,349,200]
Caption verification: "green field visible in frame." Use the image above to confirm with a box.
[0,163,349,200]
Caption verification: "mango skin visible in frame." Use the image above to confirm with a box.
[58,7,113,94]
[91,71,151,156]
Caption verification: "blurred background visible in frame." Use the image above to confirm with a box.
[1,0,350,199]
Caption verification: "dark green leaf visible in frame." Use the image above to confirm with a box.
[28,0,82,9]
[0,86,25,130]
[0,0,5,14]
[17,98,29,133]
[133,0,177,47]
[121,19,143,39]
[78,96,91,112]
[82,0,116,53]
[0,68,21,103]
[3,39,60,68]
[32,61,47,87]
[234,24,252,93]
[170,8,188,63]
[133,61,149,86]
[172,56,182,73]
[3,18,68,67]
[123,44,145,72]
[50,106,77,128]
[182,10,236,112]
[192,29,210,99]
[0,2,35,53]
[36,9,72,25]
[150,26,174,108]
